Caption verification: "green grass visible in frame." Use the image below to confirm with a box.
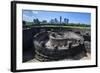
[32,25,90,29]
[24,22,90,29]
[26,22,33,25]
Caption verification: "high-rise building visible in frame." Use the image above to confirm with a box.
[54,18,58,24]
[67,19,69,24]
[64,18,69,24]
[50,19,55,24]
[41,20,47,24]
[60,16,62,23]
[33,18,40,24]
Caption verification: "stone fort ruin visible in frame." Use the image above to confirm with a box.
[33,31,87,61]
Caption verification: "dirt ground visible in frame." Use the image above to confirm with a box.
[25,52,91,63]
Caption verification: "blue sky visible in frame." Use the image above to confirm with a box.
[22,10,91,25]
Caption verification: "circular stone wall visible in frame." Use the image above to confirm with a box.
[33,31,87,61]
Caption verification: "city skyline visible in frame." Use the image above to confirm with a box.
[23,10,91,25]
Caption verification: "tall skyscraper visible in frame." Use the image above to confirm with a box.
[50,19,55,24]
[54,18,58,24]
[67,19,69,24]
[60,16,62,23]
[64,18,69,24]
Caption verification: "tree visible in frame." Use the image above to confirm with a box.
[23,21,26,26]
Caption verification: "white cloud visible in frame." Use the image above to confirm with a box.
[32,11,38,14]
[23,14,33,22]
[23,11,39,22]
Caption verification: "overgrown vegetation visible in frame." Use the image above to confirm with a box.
[23,21,90,29]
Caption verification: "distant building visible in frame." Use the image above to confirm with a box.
[41,20,47,24]
[33,18,40,24]
[33,17,69,24]
[60,16,62,23]
[50,19,55,24]
[54,18,58,24]
[64,18,69,24]
[49,18,59,24]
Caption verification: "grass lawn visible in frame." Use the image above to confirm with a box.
[32,25,90,29]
